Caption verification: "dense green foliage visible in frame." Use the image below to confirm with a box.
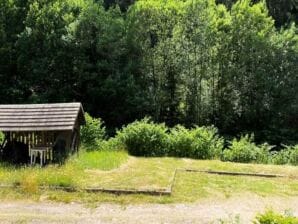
[117,118,169,156]
[255,210,298,224]
[222,135,272,163]
[89,116,297,165]
[218,0,298,28]
[0,0,297,144]
[221,134,298,165]
[106,0,298,28]
[270,145,298,166]
[116,118,224,158]
[0,132,4,144]
[168,125,223,159]
[81,113,106,148]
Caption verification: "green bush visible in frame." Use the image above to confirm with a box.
[80,113,106,149]
[257,143,274,164]
[289,145,298,165]
[271,145,298,166]
[168,125,223,159]
[168,125,193,157]
[222,135,271,163]
[98,137,125,151]
[254,210,298,224]
[117,118,168,156]
[0,132,4,144]
[270,150,291,165]
[79,114,297,165]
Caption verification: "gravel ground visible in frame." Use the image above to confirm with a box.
[0,194,297,224]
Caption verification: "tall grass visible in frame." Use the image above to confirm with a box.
[68,150,128,170]
[0,150,128,189]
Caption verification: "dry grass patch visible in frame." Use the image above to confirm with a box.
[0,151,298,204]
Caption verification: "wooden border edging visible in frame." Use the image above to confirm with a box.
[169,168,178,192]
[39,186,76,192]
[0,184,171,196]
[85,187,171,195]
[181,169,286,178]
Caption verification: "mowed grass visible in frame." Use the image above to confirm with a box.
[0,150,297,204]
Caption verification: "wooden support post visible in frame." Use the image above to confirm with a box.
[71,131,77,152]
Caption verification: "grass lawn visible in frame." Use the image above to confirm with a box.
[0,150,297,204]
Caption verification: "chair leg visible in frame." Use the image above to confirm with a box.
[40,151,43,167]
[33,153,36,165]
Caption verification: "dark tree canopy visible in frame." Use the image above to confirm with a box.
[104,0,135,11]
[216,0,298,27]
[105,0,298,27]
[0,0,297,144]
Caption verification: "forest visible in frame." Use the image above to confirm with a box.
[0,0,297,145]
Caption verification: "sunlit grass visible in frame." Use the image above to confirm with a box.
[69,150,128,170]
[0,150,128,189]
[0,150,297,204]
[172,172,298,202]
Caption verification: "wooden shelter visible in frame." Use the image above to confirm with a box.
[0,103,85,165]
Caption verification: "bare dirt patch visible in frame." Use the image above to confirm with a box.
[0,194,297,224]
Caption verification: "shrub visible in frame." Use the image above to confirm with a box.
[168,125,223,159]
[222,135,271,163]
[289,145,298,165]
[257,143,274,164]
[117,118,168,156]
[270,150,291,165]
[98,137,124,151]
[190,126,224,159]
[271,145,298,166]
[0,131,4,144]
[81,113,106,149]
[168,125,194,157]
[254,210,298,224]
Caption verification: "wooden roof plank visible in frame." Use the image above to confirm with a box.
[0,117,76,122]
[0,102,85,131]
[0,103,81,109]
[0,108,79,113]
[0,126,74,131]
[0,115,77,119]
[0,122,75,127]
[0,111,79,116]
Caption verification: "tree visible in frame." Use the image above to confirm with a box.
[127,0,185,126]
[72,2,149,128]
[0,0,296,144]
[16,0,86,103]
[216,0,298,27]
[224,0,275,133]
[0,0,30,103]
[176,0,221,126]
